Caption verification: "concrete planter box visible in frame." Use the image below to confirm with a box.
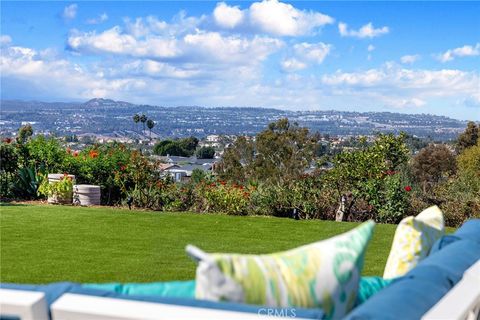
[73,185,101,206]
[47,174,75,205]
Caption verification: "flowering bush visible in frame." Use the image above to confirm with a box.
[194,181,251,215]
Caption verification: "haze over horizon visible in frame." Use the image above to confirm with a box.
[1,1,479,121]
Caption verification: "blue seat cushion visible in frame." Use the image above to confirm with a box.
[345,266,453,320]
[0,282,324,320]
[82,280,196,298]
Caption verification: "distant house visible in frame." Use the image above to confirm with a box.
[165,163,213,182]
[154,155,218,182]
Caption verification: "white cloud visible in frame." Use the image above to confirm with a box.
[367,44,375,52]
[62,4,78,20]
[248,0,334,36]
[68,26,282,65]
[211,0,334,36]
[213,2,244,29]
[86,13,108,25]
[281,58,306,72]
[3,42,479,117]
[293,42,331,64]
[338,22,389,39]
[0,35,12,46]
[321,63,479,109]
[400,54,420,64]
[124,16,169,38]
[68,27,180,58]
[280,42,331,72]
[437,43,480,62]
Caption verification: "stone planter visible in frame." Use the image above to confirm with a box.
[73,184,101,206]
[47,174,75,204]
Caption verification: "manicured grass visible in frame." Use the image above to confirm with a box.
[1,204,397,284]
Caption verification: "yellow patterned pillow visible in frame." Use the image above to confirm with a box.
[383,206,444,279]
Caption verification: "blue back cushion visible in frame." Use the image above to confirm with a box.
[346,219,480,320]
[431,219,480,253]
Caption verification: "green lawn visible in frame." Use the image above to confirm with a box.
[1,204,398,284]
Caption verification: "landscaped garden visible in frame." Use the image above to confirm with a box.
[0,203,405,284]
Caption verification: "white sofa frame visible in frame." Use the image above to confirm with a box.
[423,260,480,320]
[0,288,49,320]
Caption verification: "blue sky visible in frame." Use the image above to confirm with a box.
[1,1,479,120]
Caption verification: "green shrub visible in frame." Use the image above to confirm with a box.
[12,166,43,199]
[38,173,74,200]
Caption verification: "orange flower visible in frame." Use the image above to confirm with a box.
[73,151,79,157]
[89,150,99,159]
[66,147,71,154]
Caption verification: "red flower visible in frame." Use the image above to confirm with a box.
[120,165,126,171]
[89,150,99,159]
[2,138,12,144]
[404,186,412,192]
[220,181,226,186]
[66,147,71,154]
[73,151,79,157]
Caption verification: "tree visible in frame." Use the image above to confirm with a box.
[179,136,199,155]
[217,119,317,183]
[217,136,254,182]
[17,124,33,144]
[146,119,155,139]
[153,138,195,157]
[411,144,456,193]
[140,114,147,135]
[191,168,207,184]
[133,114,140,133]
[325,133,410,222]
[457,121,479,152]
[196,146,215,159]
[457,140,480,179]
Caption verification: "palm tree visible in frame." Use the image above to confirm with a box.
[133,114,140,133]
[140,114,147,135]
[146,119,155,139]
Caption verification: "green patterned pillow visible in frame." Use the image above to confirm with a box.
[186,220,375,319]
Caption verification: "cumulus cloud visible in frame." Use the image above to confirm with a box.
[280,42,331,72]
[321,63,479,109]
[62,4,78,20]
[293,42,331,64]
[3,40,480,115]
[0,35,12,46]
[437,43,480,62]
[249,0,334,36]
[212,0,333,36]
[281,58,306,72]
[67,27,282,65]
[86,13,108,25]
[338,22,389,39]
[213,2,244,29]
[400,54,420,64]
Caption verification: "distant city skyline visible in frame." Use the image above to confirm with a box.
[1,1,479,120]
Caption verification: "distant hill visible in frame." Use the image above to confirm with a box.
[0,98,468,140]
